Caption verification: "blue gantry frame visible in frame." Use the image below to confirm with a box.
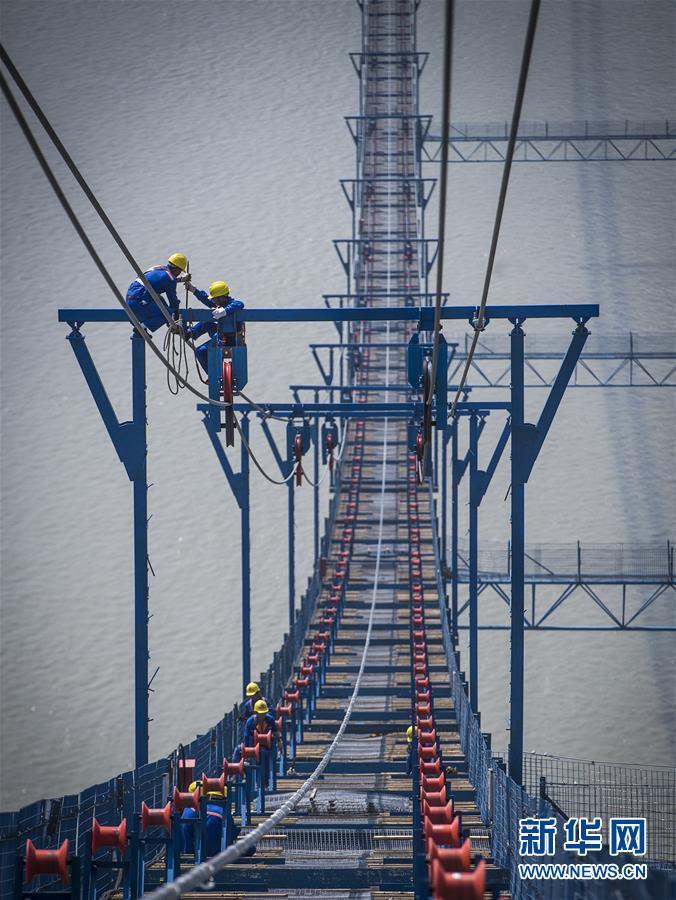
[59,300,599,784]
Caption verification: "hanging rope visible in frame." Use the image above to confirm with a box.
[448,0,541,419]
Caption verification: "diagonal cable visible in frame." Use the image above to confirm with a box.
[449,0,541,419]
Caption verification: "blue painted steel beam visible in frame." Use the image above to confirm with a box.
[57,303,600,325]
[509,323,526,786]
[66,327,149,766]
[468,413,479,712]
[196,401,511,420]
[201,414,252,687]
[131,332,149,769]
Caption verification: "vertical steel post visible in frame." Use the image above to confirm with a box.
[288,439,295,629]
[450,418,459,643]
[131,331,149,767]
[313,390,320,563]
[469,412,479,711]
[441,426,448,572]
[509,322,525,785]
[240,415,251,688]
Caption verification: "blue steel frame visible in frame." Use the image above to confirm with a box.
[58,301,597,783]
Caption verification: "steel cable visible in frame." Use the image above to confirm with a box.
[0,58,316,487]
[448,0,541,419]
[426,0,454,423]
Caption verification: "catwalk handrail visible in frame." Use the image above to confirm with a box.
[146,377,393,896]
[454,540,675,583]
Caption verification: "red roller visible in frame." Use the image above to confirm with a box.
[424,814,460,845]
[421,785,447,807]
[416,702,431,717]
[300,664,314,677]
[222,358,233,405]
[141,801,172,834]
[316,631,330,643]
[312,641,326,654]
[414,665,428,678]
[25,839,69,886]
[201,772,225,795]
[422,773,445,793]
[296,676,310,689]
[419,744,437,761]
[91,817,127,855]
[276,703,293,717]
[413,630,425,641]
[223,757,245,779]
[294,433,303,487]
[306,653,320,665]
[255,731,273,750]
[172,785,200,812]
[419,729,437,746]
[241,743,260,763]
[428,838,471,873]
[415,675,429,688]
[416,431,424,461]
[430,859,485,900]
[420,758,442,777]
[417,716,434,731]
[284,689,300,704]
[422,798,454,823]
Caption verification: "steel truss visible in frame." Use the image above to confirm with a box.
[423,120,676,163]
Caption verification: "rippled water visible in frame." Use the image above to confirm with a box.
[1,0,674,810]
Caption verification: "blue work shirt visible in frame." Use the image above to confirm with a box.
[243,713,278,747]
[126,265,182,315]
[187,298,245,342]
[240,695,269,720]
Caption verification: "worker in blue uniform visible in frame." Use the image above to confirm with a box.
[126,252,210,331]
[244,700,282,788]
[180,780,235,859]
[185,280,245,371]
[405,725,417,776]
[232,683,269,761]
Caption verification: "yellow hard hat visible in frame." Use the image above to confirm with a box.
[208,280,230,300]
[188,780,199,793]
[206,789,225,798]
[406,725,418,743]
[246,682,260,698]
[168,252,188,271]
[254,699,269,715]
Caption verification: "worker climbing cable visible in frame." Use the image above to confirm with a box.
[185,280,245,372]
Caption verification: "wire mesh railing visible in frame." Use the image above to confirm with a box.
[455,541,675,583]
[523,754,676,870]
[429,483,676,898]
[0,433,348,898]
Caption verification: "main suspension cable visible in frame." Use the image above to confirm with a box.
[0,65,232,410]
[448,0,541,419]
[426,0,454,424]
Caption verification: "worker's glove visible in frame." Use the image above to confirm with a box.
[212,306,228,320]
[177,273,192,284]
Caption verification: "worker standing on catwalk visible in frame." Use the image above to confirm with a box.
[125,252,210,331]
